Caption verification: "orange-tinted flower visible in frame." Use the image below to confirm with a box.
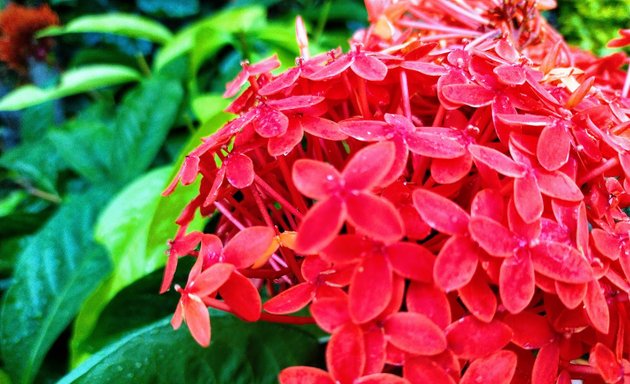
[0,3,59,72]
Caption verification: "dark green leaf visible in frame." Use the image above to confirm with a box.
[37,13,173,44]
[109,76,183,183]
[137,0,199,18]
[0,138,65,193]
[0,188,114,384]
[60,311,320,384]
[48,76,183,185]
[81,260,194,352]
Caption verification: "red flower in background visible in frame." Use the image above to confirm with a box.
[161,0,630,382]
[0,3,58,72]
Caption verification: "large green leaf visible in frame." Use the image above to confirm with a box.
[153,6,265,71]
[37,13,172,44]
[48,76,183,185]
[145,107,232,263]
[0,137,66,193]
[0,65,142,111]
[60,312,320,384]
[0,188,114,384]
[108,76,183,182]
[70,168,174,365]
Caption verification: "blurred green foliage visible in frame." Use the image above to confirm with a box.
[555,0,630,54]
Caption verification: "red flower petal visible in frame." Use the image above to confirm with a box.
[431,154,473,184]
[308,53,354,80]
[363,327,386,375]
[268,119,303,156]
[494,64,526,85]
[339,119,391,141]
[499,252,535,313]
[535,170,583,201]
[468,217,518,257]
[223,67,250,98]
[351,53,388,81]
[326,323,366,384]
[470,188,505,222]
[219,272,262,321]
[248,54,281,74]
[531,341,560,384]
[346,192,404,243]
[407,130,466,159]
[536,124,571,171]
[310,293,350,333]
[387,242,434,282]
[384,312,447,355]
[460,350,517,384]
[279,367,334,384]
[589,343,623,383]
[223,226,275,268]
[295,196,346,254]
[468,144,526,177]
[342,141,396,190]
[258,67,301,96]
[458,272,497,323]
[513,172,543,223]
[529,241,593,284]
[355,374,410,384]
[412,189,469,236]
[225,153,254,189]
[434,235,479,291]
[320,234,370,265]
[406,282,451,329]
[446,316,512,360]
[404,356,456,384]
[349,253,393,324]
[191,263,235,297]
[267,95,325,111]
[292,159,341,199]
[584,280,610,334]
[591,229,621,260]
[183,296,211,347]
[441,84,495,107]
[161,231,203,293]
[497,113,554,126]
[263,282,315,314]
[301,115,347,140]
[555,281,587,309]
[401,61,448,76]
[502,312,555,350]
[255,104,289,138]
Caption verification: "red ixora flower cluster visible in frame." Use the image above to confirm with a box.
[0,3,58,72]
[162,1,630,383]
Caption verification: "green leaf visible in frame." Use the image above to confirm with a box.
[190,27,231,77]
[79,260,193,352]
[109,76,183,183]
[145,108,232,263]
[37,13,172,44]
[191,94,230,122]
[0,188,114,384]
[137,0,199,18]
[0,65,142,111]
[70,168,172,365]
[60,312,320,384]
[49,76,183,185]
[153,6,266,71]
[0,137,65,193]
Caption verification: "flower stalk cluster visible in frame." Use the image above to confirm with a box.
[163,1,630,383]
